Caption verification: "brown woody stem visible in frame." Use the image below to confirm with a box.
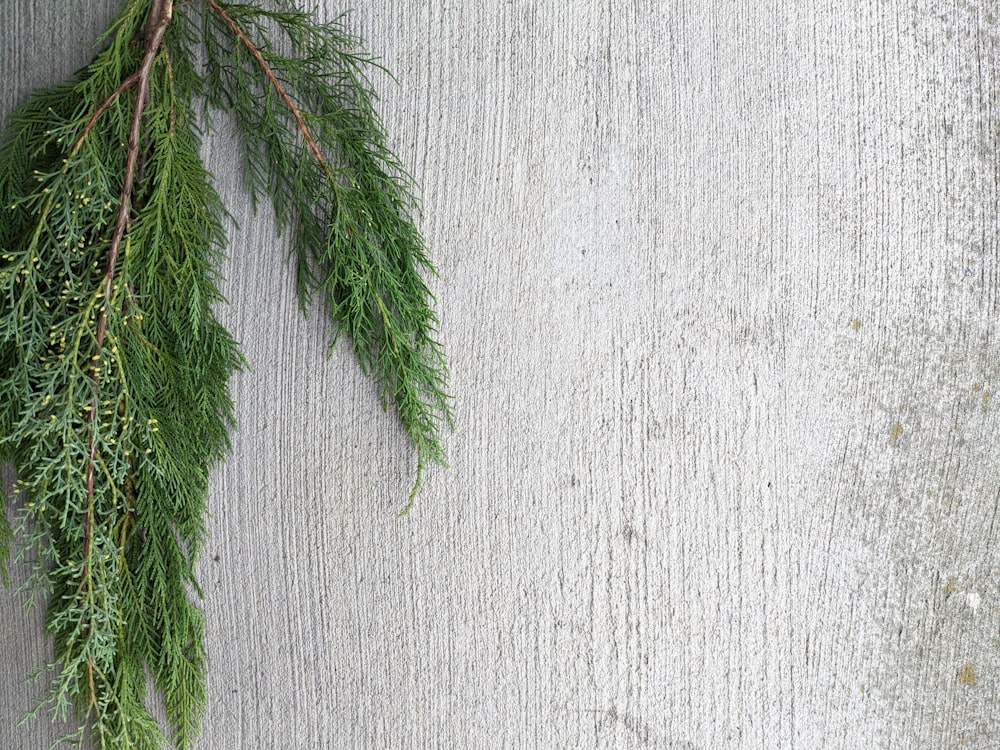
[73,71,142,152]
[80,0,173,706]
[206,0,328,168]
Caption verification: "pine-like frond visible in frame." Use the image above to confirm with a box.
[200,0,452,511]
[2,0,449,746]
[1,0,238,746]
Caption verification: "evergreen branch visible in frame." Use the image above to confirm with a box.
[201,1,452,511]
[74,72,141,152]
[0,502,11,585]
[206,0,327,170]
[1,0,450,746]
[79,0,172,718]
[98,0,172,343]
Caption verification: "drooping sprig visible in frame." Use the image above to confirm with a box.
[0,0,449,747]
[199,1,452,511]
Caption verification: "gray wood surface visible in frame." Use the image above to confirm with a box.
[2,1,999,748]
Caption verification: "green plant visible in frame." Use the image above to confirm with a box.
[0,1,450,747]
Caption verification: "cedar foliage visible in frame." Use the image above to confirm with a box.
[0,1,450,747]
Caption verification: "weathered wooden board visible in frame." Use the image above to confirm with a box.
[2,1,998,748]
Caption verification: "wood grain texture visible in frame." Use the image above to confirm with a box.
[2,1,998,748]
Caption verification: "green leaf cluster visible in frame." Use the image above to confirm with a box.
[0,0,450,747]
[200,1,452,509]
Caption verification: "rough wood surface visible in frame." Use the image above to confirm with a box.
[2,1,999,748]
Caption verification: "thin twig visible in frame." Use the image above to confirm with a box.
[99,0,173,341]
[206,0,328,168]
[72,71,142,153]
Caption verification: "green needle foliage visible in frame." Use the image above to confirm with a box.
[200,0,451,507]
[0,1,450,748]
